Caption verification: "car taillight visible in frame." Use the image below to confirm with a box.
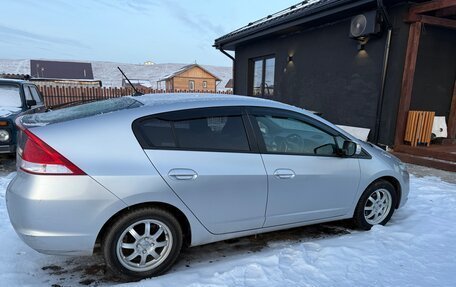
[17,127,85,175]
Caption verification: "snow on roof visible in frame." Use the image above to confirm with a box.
[214,0,345,47]
[0,78,27,84]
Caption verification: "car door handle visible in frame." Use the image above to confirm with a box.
[273,169,296,179]
[168,169,198,180]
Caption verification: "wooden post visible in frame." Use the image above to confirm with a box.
[448,81,456,139]
[394,22,422,147]
[409,0,456,15]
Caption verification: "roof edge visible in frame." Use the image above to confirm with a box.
[214,0,376,49]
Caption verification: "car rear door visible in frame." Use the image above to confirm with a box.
[133,107,268,234]
[247,107,361,227]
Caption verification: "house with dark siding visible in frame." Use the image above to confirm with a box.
[29,60,101,87]
[214,0,456,170]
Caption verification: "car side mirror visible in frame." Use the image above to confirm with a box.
[26,99,37,107]
[341,141,361,157]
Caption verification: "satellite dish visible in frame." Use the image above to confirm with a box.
[350,15,367,38]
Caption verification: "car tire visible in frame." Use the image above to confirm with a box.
[102,207,183,279]
[352,180,397,230]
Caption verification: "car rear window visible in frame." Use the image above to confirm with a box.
[21,97,143,127]
[135,114,251,152]
[0,85,22,108]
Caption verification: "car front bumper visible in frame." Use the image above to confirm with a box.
[0,144,15,154]
[398,169,410,208]
[6,171,127,255]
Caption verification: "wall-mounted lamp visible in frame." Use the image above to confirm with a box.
[357,42,366,51]
[357,37,369,51]
[287,55,294,62]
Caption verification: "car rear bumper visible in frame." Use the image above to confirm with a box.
[6,171,127,256]
[0,144,15,154]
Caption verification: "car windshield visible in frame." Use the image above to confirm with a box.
[0,85,22,108]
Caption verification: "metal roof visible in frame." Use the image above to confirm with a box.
[30,60,94,80]
[214,0,376,49]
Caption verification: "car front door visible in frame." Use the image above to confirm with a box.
[135,107,268,234]
[247,107,361,227]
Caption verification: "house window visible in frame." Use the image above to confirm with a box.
[203,81,207,89]
[189,80,195,91]
[252,56,275,97]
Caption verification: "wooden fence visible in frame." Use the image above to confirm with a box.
[37,85,232,108]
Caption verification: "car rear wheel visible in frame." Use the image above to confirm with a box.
[102,207,183,279]
[353,180,397,230]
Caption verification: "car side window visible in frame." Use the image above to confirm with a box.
[135,110,251,152]
[138,118,176,148]
[23,86,33,101]
[29,86,43,104]
[254,115,337,156]
[174,116,249,151]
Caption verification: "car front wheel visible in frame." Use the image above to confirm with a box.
[353,180,397,230]
[102,207,183,279]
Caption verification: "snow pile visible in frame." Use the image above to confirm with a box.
[0,170,455,286]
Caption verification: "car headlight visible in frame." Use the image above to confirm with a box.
[0,129,10,142]
[399,162,408,172]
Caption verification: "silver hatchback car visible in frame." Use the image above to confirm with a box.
[6,94,409,279]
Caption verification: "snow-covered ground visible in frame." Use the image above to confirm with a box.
[1,158,455,287]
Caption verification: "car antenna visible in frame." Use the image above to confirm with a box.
[117,66,143,97]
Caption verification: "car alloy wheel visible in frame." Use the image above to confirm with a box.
[352,180,397,230]
[363,188,392,225]
[103,207,183,279]
[116,219,173,272]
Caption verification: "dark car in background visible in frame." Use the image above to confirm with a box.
[0,79,46,154]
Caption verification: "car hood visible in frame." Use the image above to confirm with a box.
[0,107,22,119]
[360,140,404,167]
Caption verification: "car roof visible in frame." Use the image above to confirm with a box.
[134,93,290,110]
[21,93,313,129]
[0,78,27,85]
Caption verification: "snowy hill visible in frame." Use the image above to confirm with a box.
[0,59,232,90]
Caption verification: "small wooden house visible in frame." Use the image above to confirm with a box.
[157,64,221,92]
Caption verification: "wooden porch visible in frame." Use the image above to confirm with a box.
[392,144,456,172]
[392,0,456,171]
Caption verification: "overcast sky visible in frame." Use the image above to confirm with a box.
[0,0,298,66]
